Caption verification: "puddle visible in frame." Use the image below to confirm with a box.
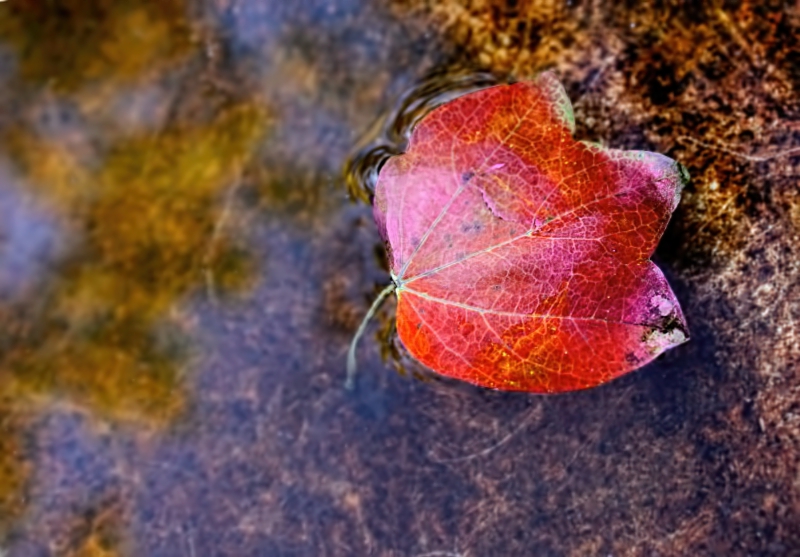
[0,0,797,555]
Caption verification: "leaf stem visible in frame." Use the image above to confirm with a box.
[345,282,397,390]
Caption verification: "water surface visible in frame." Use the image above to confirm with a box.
[0,1,798,555]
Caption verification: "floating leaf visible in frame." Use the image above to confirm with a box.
[354,72,689,393]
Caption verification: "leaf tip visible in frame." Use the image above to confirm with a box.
[532,71,575,134]
[642,301,690,356]
[644,325,689,355]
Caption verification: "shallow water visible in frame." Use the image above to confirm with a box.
[1,1,798,556]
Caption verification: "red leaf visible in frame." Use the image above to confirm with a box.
[372,72,689,393]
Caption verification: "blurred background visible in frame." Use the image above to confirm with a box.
[0,1,797,555]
